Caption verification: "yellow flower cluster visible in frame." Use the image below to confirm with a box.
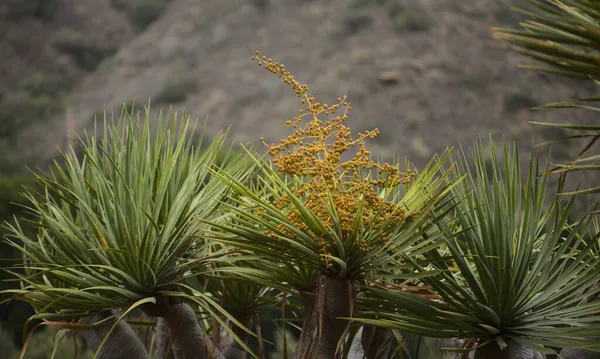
[252,51,417,268]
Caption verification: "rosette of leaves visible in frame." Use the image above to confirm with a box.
[353,140,600,358]
[492,0,600,79]
[1,104,257,358]
[203,52,461,358]
[492,0,600,195]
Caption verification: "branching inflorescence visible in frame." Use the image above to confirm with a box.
[251,51,417,269]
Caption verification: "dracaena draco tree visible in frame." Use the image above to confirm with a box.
[492,3,600,358]
[352,140,600,359]
[0,105,260,359]
[202,51,462,359]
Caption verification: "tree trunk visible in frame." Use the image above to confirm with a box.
[361,326,393,359]
[220,311,254,359]
[474,339,539,359]
[155,317,176,359]
[346,327,365,359]
[80,310,149,359]
[559,348,588,359]
[160,301,223,359]
[296,287,318,359]
[296,276,357,359]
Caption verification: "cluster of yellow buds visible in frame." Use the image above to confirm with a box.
[252,51,417,268]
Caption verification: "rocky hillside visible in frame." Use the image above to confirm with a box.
[1,0,597,170]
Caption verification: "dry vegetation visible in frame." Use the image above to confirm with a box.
[0,0,597,182]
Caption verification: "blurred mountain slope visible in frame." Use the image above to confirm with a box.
[1,0,596,168]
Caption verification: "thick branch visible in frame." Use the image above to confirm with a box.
[296,287,318,359]
[160,301,222,359]
[141,289,226,359]
[80,310,149,359]
[155,317,176,359]
[474,340,543,359]
[220,311,254,359]
[559,348,588,359]
[296,276,357,359]
[361,326,393,359]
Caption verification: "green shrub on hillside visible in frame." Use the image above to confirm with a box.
[389,5,430,33]
[131,0,168,32]
[111,0,171,32]
[17,73,73,98]
[503,91,539,114]
[0,73,72,140]
[5,0,58,22]
[343,10,373,35]
[54,31,117,71]
[0,93,59,139]
[155,80,195,104]
[251,0,269,11]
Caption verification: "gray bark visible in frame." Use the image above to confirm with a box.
[80,310,150,359]
[296,276,357,359]
[220,312,254,359]
[505,342,536,359]
[474,340,545,359]
[155,317,176,359]
[80,293,241,359]
[347,327,365,359]
[141,291,226,359]
[559,348,588,359]
[296,284,320,359]
[360,326,393,359]
[160,301,222,359]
